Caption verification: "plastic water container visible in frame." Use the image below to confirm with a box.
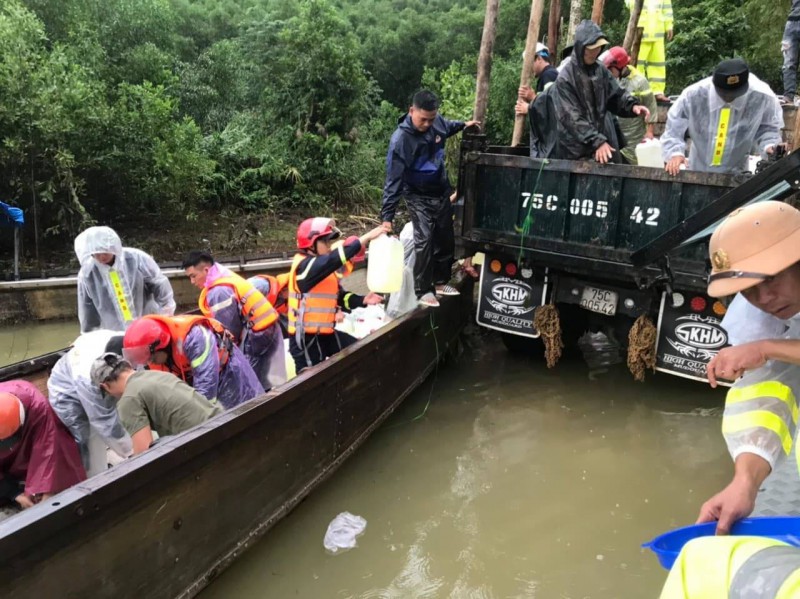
[635,138,665,168]
[643,516,800,570]
[367,234,403,293]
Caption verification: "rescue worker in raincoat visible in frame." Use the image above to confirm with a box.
[182,251,286,390]
[602,47,658,165]
[551,20,650,164]
[288,218,385,373]
[122,314,263,410]
[657,202,800,597]
[693,202,800,537]
[626,0,673,98]
[661,58,783,176]
[0,380,86,509]
[75,226,176,333]
[248,273,290,320]
[47,330,133,476]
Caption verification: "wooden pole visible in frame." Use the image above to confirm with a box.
[590,0,605,25]
[13,228,19,281]
[623,0,644,54]
[473,0,501,125]
[567,0,582,44]
[547,0,561,57]
[512,0,547,146]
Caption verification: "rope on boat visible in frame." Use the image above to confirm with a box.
[534,303,563,368]
[627,314,657,382]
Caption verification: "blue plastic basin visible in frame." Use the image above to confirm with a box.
[643,517,800,570]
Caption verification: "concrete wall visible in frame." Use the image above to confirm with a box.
[0,260,294,324]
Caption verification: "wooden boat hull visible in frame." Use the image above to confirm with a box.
[0,282,472,598]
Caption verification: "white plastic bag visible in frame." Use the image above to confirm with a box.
[386,265,418,318]
[335,305,387,339]
[323,511,367,554]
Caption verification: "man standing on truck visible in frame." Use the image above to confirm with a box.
[602,47,659,165]
[695,201,800,535]
[380,90,479,308]
[661,58,783,176]
[552,20,650,164]
[517,42,559,108]
[626,0,673,100]
[781,0,800,106]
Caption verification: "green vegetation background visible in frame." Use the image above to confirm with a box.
[0,0,789,256]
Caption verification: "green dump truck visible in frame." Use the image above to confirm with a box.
[457,133,800,382]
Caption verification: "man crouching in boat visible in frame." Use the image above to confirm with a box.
[0,381,86,510]
[48,330,133,476]
[289,218,386,373]
[182,250,287,390]
[122,315,263,410]
[91,354,223,455]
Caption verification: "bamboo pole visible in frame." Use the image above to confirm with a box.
[623,0,644,54]
[591,0,605,25]
[567,0,582,44]
[512,0,547,146]
[547,0,561,57]
[473,0,501,125]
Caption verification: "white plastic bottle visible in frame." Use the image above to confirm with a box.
[367,235,404,293]
[635,138,665,168]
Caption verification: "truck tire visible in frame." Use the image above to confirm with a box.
[500,332,544,355]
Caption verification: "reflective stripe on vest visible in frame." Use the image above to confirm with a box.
[199,274,279,337]
[722,381,797,457]
[142,314,231,382]
[730,545,800,598]
[712,107,731,166]
[287,253,339,336]
[108,270,134,323]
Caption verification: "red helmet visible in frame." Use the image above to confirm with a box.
[123,317,171,365]
[603,46,630,71]
[296,217,341,250]
[0,392,24,441]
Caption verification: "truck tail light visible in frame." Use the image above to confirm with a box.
[690,296,707,312]
[505,262,517,276]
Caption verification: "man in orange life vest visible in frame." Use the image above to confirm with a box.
[289,218,386,372]
[182,251,286,390]
[122,314,263,410]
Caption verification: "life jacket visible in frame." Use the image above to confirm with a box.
[144,314,232,382]
[198,274,278,341]
[250,274,289,315]
[287,253,339,337]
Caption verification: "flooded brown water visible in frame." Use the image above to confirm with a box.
[0,320,79,367]
[200,327,731,599]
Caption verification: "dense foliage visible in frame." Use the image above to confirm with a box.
[0,0,789,250]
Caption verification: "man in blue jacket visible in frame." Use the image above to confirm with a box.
[380,90,478,308]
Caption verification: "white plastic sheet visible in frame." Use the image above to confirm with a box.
[323,512,367,554]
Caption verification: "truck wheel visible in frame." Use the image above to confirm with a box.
[500,332,544,355]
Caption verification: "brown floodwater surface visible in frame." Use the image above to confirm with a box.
[200,328,731,599]
[0,320,79,367]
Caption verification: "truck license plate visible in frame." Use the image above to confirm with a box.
[580,286,618,315]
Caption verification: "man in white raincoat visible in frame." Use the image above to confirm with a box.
[48,330,133,476]
[75,226,176,332]
[696,201,800,535]
[661,58,783,175]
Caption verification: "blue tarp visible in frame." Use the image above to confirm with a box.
[0,201,24,228]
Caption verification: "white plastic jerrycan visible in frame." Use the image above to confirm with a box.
[635,138,665,168]
[367,234,404,293]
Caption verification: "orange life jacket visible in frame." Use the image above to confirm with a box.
[198,274,279,340]
[287,253,339,336]
[250,274,289,315]
[144,314,231,382]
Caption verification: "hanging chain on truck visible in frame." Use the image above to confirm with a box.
[627,314,657,382]
[534,304,563,368]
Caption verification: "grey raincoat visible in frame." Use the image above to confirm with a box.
[75,227,176,333]
[47,330,133,475]
[552,20,641,161]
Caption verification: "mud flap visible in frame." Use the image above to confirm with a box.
[476,255,547,338]
[655,291,731,385]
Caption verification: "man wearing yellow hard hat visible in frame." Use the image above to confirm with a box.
[659,201,800,597]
